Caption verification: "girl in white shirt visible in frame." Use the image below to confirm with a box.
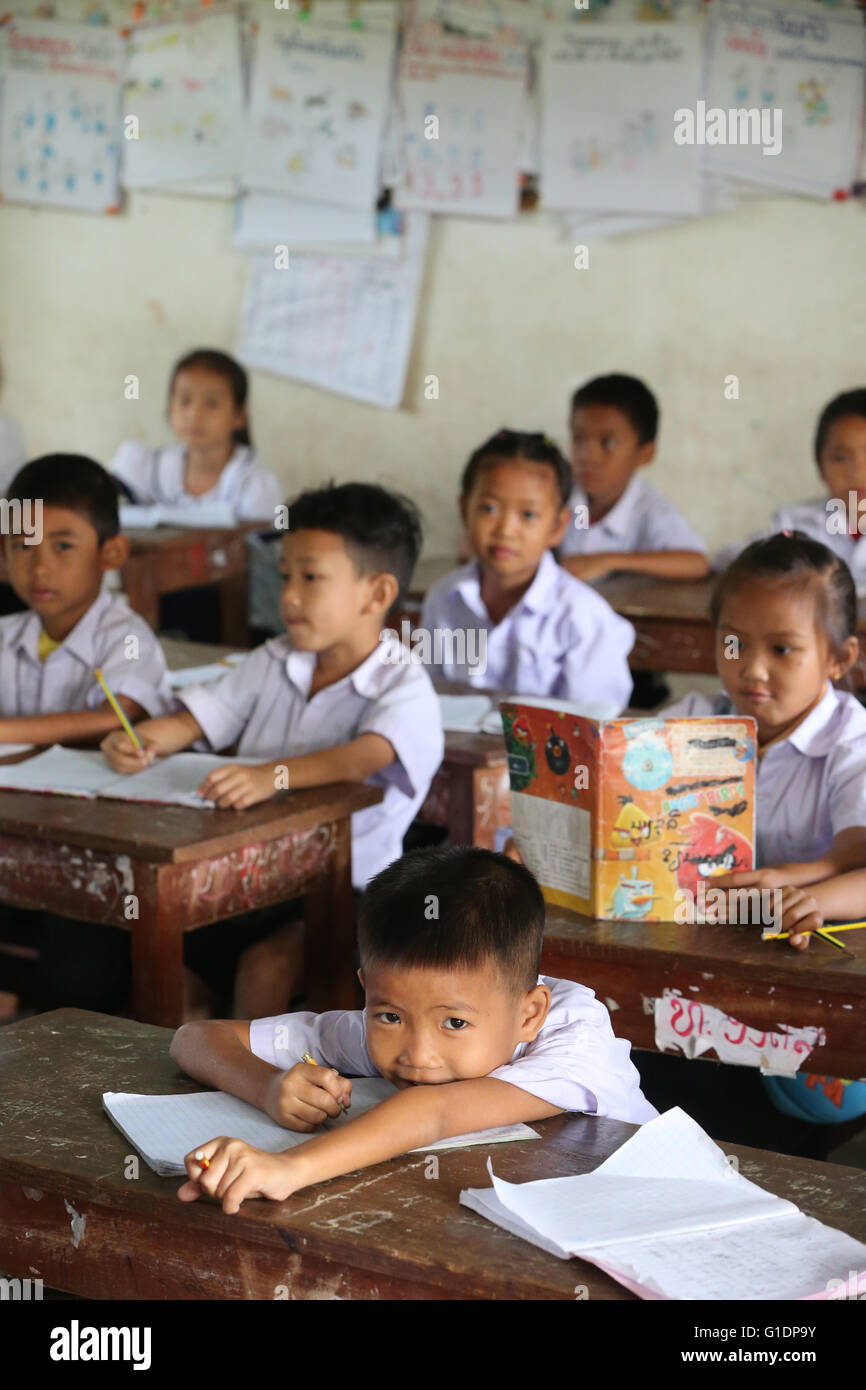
[112,348,282,524]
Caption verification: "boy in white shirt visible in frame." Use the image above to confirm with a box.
[170,845,657,1213]
[421,430,635,712]
[103,482,444,1018]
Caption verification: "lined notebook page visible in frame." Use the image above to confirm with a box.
[0,746,108,796]
[459,1108,866,1300]
[103,1084,538,1177]
[0,746,255,808]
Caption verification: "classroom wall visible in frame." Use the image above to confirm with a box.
[1,189,864,557]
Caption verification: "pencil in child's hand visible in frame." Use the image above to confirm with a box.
[94,668,142,749]
[301,1051,349,1111]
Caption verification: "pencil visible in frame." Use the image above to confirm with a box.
[301,1051,348,1111]
[764,921,866,941]
[94,668,142,749]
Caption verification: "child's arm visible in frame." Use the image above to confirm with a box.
[195,731,397,811]
[561,550,710,583]
[170,1020,351,1128]
[716,826,866,894]
[776,870,866,949]
[100,708,204,771]
[0,696,147,749]
[179,1077,563,1214]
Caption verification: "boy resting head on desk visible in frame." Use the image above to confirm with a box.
[101,482,444,1017]
[0,454,172,745]
[171,845,657,1213]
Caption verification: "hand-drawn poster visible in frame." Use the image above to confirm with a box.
[237,214,428,409]
[0,18,123,212]
[241,12,396,211]
[704,1,866,197]
[540,21,703,214]
[396,26,528,217]
[122,10,244,189]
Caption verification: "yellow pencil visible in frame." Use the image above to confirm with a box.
[301,1051,348,1111]
[94,668,142,749]
[765,921,866,942]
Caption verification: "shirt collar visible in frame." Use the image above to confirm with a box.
[782,684,843,758]
[279,632,404,699]
[11,589,114,667]
[571,474,643,541]
[451,550,560,619]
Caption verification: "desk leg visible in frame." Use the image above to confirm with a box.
[131,863,185,1028]
[219,571,249,647]
[303,817,358,1012]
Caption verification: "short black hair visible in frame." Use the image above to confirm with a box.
[285,481,422,604]
[5,455,119,545]
[571,373,659,447]
[711,531,857,655]
[814,388,866,465]
[460,429,573,509]
[170,348,252,447]
[358,845,545,994]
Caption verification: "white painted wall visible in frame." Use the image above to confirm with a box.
[1,189,864,557]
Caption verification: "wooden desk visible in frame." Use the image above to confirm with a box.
[419,730,510,849]
[121,526,260,647]
[0,782,381,1026]
[542,906,866,1080]
[3,1009,865,1301]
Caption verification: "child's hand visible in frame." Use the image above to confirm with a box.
[262,1062,352,1131]
[713,867,789,893]
[100,728,157,773]
[777,885,821,950]
[179,1139,299,1214]
[562,555,614,583]
[197,762,276,810]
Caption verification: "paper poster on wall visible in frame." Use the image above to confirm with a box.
[237,214,428,409]
[540,22,703,215]
[121,10,244,190]
[0,18,123,213]
[396,27,528,217]
[234,191,377,251]
[241,12,396,211]
[703,1,866,197]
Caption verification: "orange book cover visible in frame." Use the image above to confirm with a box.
[500,701,757,922]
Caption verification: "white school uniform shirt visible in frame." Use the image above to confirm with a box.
[0,590,173,719]
[559,473,708,559]
[0,409,26,494]
[663,685,866,867]
[714,497,866,591]
[249,975,658,1126]
[420,550,635,713]
[111,442,283,523]
[178,632,444,889]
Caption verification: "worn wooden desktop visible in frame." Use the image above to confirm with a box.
[2,1009,865,1301]
[0,781,380,1026]
[542,906,866,1080]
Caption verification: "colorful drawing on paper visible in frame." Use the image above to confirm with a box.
[0,19,123,212]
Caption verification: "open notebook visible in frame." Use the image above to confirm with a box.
[460,1107,866,1301]
[0,746,256,809]
[120,502,237,530]
[103,1082,539,1176]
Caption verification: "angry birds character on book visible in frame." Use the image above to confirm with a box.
[610,865,656,920]
[675,815,752,899]
[622,733,673,791]
[610,797,655,851]
[502,709,537,792]
[545,728,570,776]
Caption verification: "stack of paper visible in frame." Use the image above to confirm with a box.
[437,694,503,735]
[103,1081,540,1177]
[168,654,248,690]
[0,747,257,809]
[120,503,237,530]
[460,1107,866,1300]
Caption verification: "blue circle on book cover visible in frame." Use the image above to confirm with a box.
[622,737,673,792]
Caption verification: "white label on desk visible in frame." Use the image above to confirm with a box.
[653,990,825,1077]
[511,791,590,901]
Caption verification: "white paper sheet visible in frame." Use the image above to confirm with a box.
[0,745,257,808]
[121,10,244,191]
[237,212,428,409]
[233,191,377,251]
[0,18,123,213]
[704,0,866,198]
[540,20,704,214]
[460,1106,866,1300]
[167,654,247,689]
[103,1082,539,1177]
[242,12,396,210]
[653,991,826,1076]
[396,24,528,218]
[437,693,504,733]
[119,502,237,528]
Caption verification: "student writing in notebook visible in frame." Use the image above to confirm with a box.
[170,847,657,1213]
[421,429,635,712]
[111,348,282,524]
[101,483,443,1019]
